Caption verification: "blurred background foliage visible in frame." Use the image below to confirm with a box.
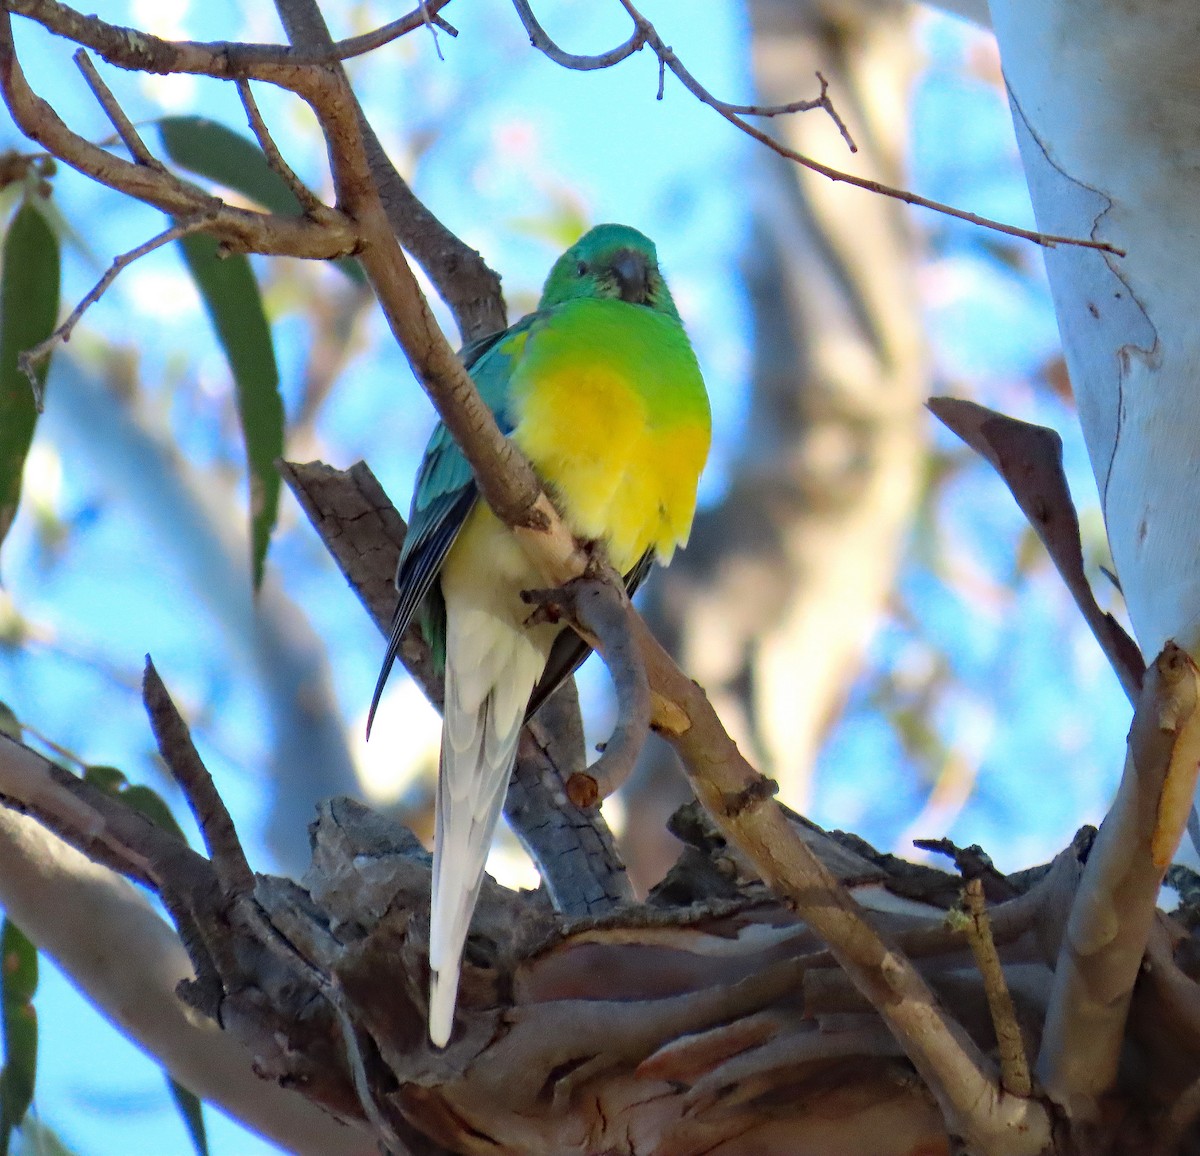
[0,0,1129,1151]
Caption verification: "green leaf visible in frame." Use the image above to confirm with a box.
[167,1077,208,1156]
[177,234,283,589]
[0,921,38,1156]
[83,766,187,842]
[157,117,363,284]
[0,705,19,741]
[0,201,60,559]
[159,116,301,218]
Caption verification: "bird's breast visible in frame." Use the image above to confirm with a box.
[507,299,710,572]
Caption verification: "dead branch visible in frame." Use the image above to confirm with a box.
[143,658,255,899]
[961,877,1033,1097]
[1038,643,1200,1122]
[235,78,330,219]
[73,48,158,166]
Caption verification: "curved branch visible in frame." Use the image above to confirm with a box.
[511,0,644,70]
[524,577,652,807]
[6,0,452,72]
[613,0,1119,255]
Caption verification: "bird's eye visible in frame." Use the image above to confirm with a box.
[576,260,588,276]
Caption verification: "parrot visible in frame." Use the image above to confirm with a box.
[368,223,711,1047]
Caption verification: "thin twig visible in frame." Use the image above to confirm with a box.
[73,49,158,167]
[718,71,856,154]
[235,78,329,218]
[959,877,1032,1097]
[511,0,644,70]
[513,0,1118,254]
[17,217,212,408]
[614,0,1119,255]
[142,657,255,899]
[321,0,457,62]
[328,982,406,1154]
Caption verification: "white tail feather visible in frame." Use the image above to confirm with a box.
[428,613,548,1047]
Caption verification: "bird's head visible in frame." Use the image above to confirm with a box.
[538,223,681,320]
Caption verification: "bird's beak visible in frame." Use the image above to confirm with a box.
[611,249,651,305]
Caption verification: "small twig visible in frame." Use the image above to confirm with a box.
[523,577,651,807]
[614,0,1118,254]
[511,0,644,70]
[142,657,255,899]
[915,837,1018,902]
[418,0,444,62]
[235,78,329,219]
[18,216,212,408]
[73,49,159,167]
[322,0,457,62]
[228,875,407,1152]
[958,877,1032,1097]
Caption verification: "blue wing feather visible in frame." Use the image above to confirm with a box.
[366,322,530,736]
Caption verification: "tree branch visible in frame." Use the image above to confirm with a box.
[0,738,372,1153]
[523,577,651,808]
[143,657,255,899]
[1037,643,1200,1121]
[0,8,359,259]
[278,459,633,914]
[628,616,1052,1154]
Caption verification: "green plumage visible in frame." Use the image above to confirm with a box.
[369,224,711,1047]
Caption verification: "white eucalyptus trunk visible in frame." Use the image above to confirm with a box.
[987,0,1200,659]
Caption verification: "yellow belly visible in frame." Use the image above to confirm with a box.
[507,297,710,573]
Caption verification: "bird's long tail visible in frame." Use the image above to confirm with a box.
[428,611,547,1047]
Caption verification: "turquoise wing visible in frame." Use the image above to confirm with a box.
[366,322,529,735]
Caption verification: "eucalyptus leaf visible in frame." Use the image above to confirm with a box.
[177,234,283,589]
[0,202,59,560]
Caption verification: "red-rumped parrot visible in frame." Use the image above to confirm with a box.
[369,223,711,1046]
